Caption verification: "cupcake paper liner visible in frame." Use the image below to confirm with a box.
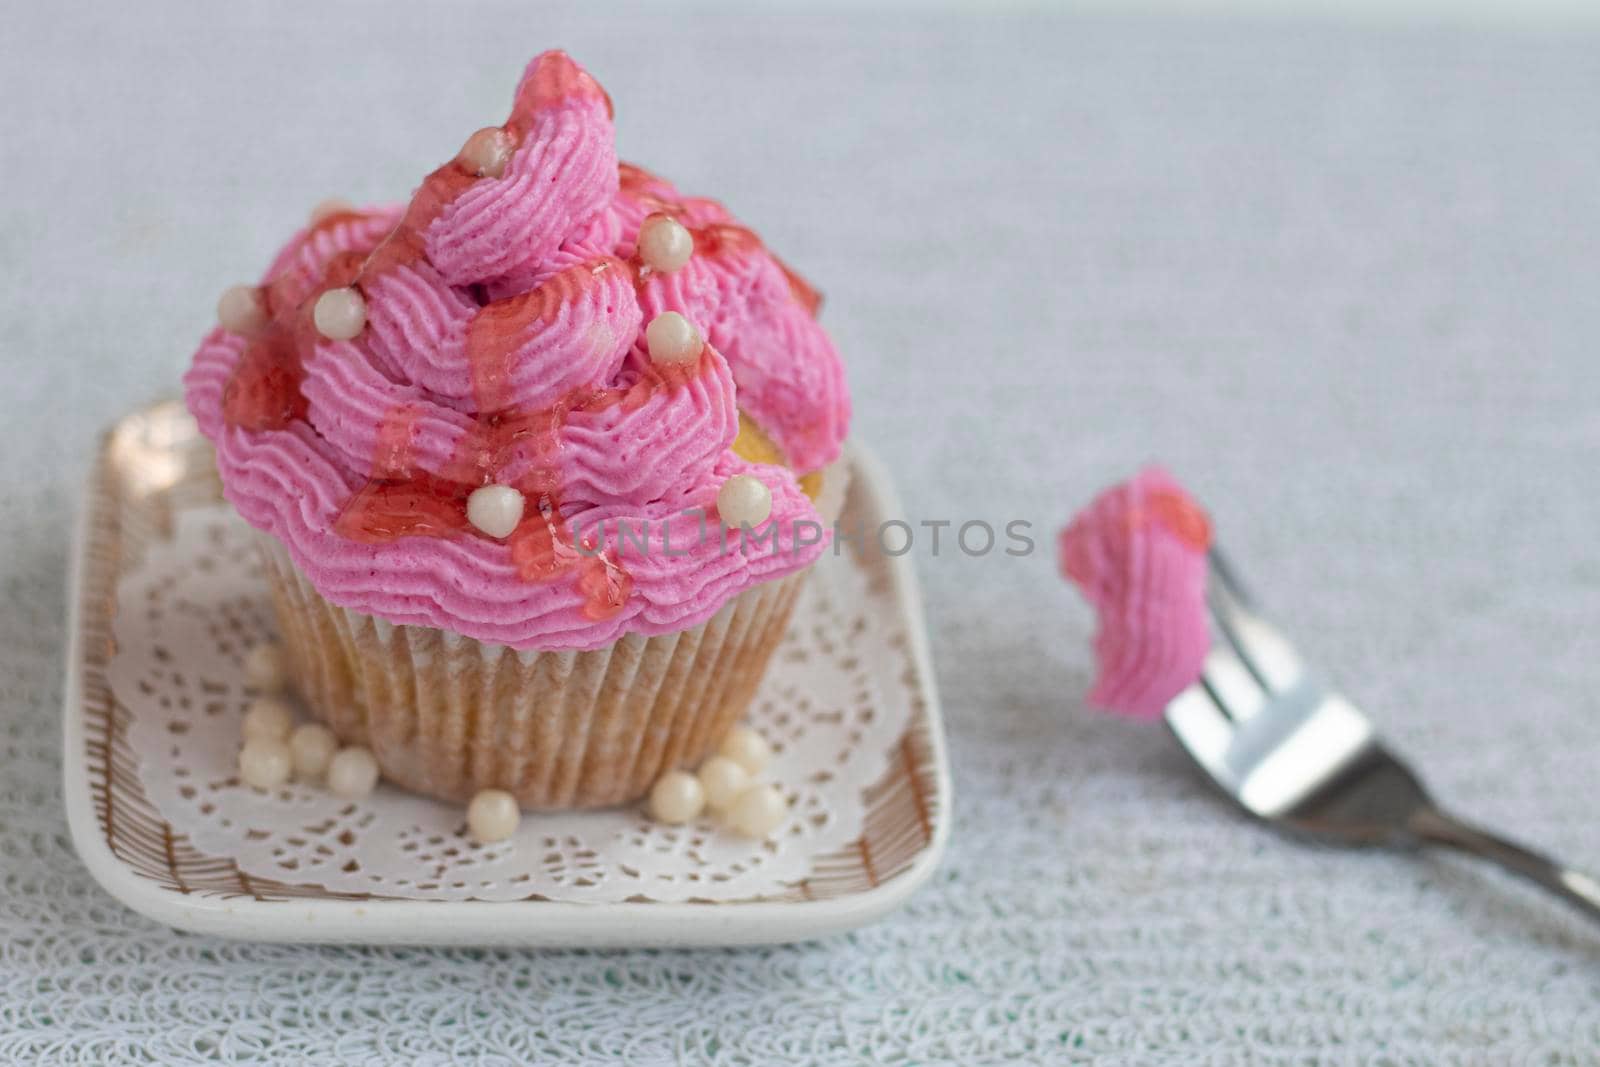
[257,534,809,809]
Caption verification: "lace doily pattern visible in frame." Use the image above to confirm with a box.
[88,404,934,906]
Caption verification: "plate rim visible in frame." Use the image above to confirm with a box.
[62,429,950,946]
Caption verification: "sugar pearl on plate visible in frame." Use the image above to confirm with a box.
[717,725,771,775]
[289,723,339,781]
[238,738,292,790]
[326,746,380,798]
[459,127,513,178]
[313,287,367,341]
[644,311,703,365]
[696,755,750,812]
[309,197,355,224]
[637,213,694,273]
[717,475,773,529]
[728,784,788,839]
[648,770,706,825]
[466,484,525,539]
[467,789,521,844]
[216,284,269,336]
[243,641,287,693]
[242,696,295,743]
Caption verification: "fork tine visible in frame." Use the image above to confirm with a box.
[1200,632,1269,722]
[1165,683,1244,793]
[1207,546,1256,610]
[1206,548,1307,696]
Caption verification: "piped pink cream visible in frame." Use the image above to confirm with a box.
[1059,467,1212,719]
[183,51,850,652]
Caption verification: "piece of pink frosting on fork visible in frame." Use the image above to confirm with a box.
[1059,466,1213,719]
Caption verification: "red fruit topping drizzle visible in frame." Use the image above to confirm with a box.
[220,326,307,431]
[219,54,806,623]
[507,50,613,130]
[1145,490,1212,551]
[616,161,662,199]
[333,475,472,542]
[619,161,824,313]
[506,510,634,620]
[773,254,823,316]
[464,258,626,413]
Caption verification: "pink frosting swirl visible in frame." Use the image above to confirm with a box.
[1058,467,1212,719]
[183,51,849,651]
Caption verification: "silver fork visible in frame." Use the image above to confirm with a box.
[1165,550,1600,923]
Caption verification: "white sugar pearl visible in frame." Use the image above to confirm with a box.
[648,770,706,825]
[289,723,339,781]
[728,784,788,839]
[717,726,771,775]
[466,484,525,539]
[217,284,269,336]
[637,213,694,273]
[696,756,750,812]
[716,475,773,529]
[238,739,292,790]
[243,641,287,693]
[460,127,513,178]
[467,789,521,843]
[644,311,703,365]
[313,287,367,341]
[326,746,380,798]
[309,197,355,225]
[242,696,295,743]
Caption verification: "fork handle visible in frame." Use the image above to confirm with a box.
[1408,806,1600,924]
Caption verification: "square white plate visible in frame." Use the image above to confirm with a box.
[63,401,950,946]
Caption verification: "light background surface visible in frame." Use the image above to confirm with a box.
[3,2,1598,1063]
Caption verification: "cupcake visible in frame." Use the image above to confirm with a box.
[183,51,850,809]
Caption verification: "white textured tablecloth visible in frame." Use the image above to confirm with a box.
[4,3,1598,1063]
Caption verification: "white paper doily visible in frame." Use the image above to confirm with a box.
[107,504,913,904]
